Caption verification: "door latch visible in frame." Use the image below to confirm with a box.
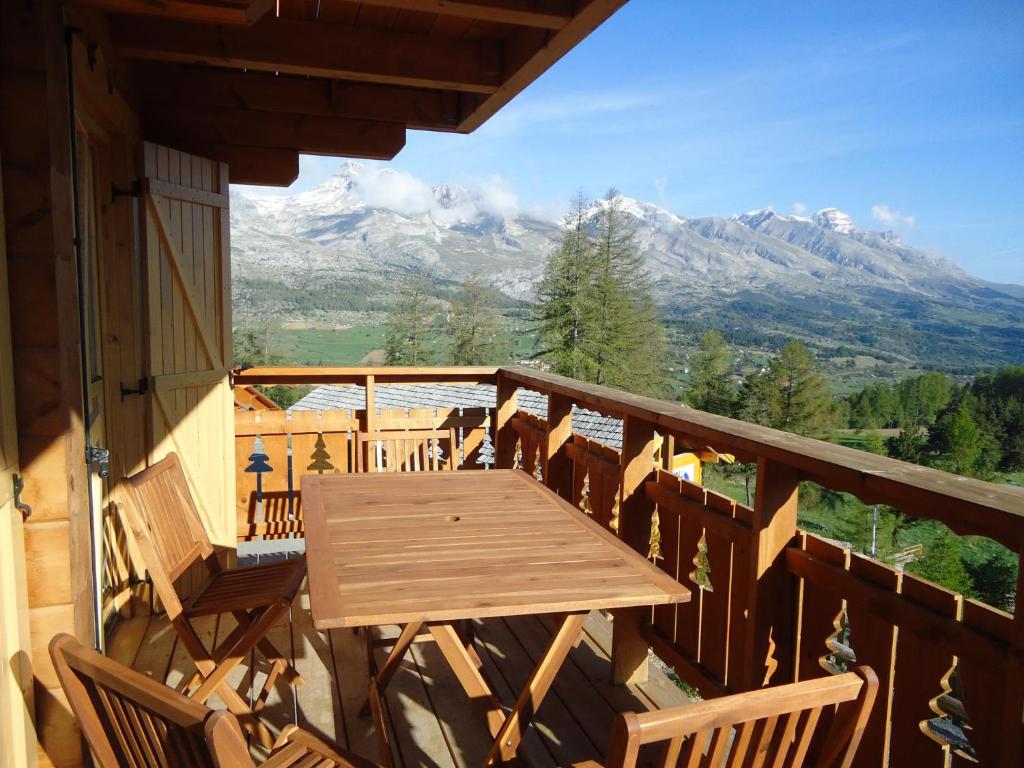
[13,474,31,520]
[86,445,110,479]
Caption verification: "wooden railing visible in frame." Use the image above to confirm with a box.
[231,365,1024,766]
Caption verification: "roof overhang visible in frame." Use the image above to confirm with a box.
[70,0,629,185]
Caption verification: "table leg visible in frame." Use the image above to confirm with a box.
[485,611,588,766]
[611,606,650,685]
[360,621,423,716]
[429,623,506,736]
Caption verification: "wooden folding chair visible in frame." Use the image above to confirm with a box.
[598,667,878,768]
[49,633,382,768]
[357,427,459,472]
[122,453,307,743]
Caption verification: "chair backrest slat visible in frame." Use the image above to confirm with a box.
[124,453,215,614]
[50,634,245,768]
[606,668,878,768]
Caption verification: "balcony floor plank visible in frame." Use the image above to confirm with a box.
[108,586,694,767]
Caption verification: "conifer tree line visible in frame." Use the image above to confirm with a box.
[685,333,1021,609]
[383,271,512,366]
[383,189,672,398]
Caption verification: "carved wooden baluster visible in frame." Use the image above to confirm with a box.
[689,530,713,592]
[244,436,273,540]
[820,604,856,675]
[579,469,592,515]
[307,434,334,474]
[921,660,977,763]
[648,506,663,563]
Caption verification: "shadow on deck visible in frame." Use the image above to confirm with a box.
[108,591,691,768]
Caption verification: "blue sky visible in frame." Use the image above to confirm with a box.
[242,0,1024,284]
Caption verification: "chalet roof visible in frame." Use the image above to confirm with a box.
[291,382,624,449]
[86,0,630,185]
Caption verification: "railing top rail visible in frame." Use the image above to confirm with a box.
[233,366,499,386]
[497,365,1024,546]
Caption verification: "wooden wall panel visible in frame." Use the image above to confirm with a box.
[0,155,36,768]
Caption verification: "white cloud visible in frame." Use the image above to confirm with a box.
[791,202,808,215]
[871,203,916,229]
[353,167,436,216]
[654,176,669,202]
[474,176,519,219]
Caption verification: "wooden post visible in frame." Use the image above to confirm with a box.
[493,372,518,469]
[544,393,573,499]
[738,457,799,691]
[1002,549,1024,765]
[612,415,657,684]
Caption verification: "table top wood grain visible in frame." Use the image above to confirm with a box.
[301,469,691,629]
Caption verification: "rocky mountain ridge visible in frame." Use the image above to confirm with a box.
[231,162,1023,369]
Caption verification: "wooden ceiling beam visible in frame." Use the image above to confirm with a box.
[109,14,502,94]
[459,0,628,132]
[141,104,407,158]
[206,146,300,186]
[342,0,573,30]
[133,62,465,131]
[72,0,274,27]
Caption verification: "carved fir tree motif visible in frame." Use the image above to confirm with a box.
[307,434,334,473]
[514,436,523,470]
[579,469,592,515]
[534,444,543,482]
[690,530,713,591]
[648,508,662,563]
[820,605,856,675]
[609,491,621,534]
[922,660,977,762]
[763,626,779,686]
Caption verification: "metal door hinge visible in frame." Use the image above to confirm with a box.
[13,474,31,520]
[120,377,149,400]
[112,180,141,199]
[86,445,110,479]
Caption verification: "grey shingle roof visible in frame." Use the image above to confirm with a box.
[290,383,624,449]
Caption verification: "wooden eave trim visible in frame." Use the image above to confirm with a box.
[458,0,630,131]
[343,0,573,30]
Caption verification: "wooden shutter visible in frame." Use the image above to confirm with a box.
[141,143,235,545]
[0,161,34,767]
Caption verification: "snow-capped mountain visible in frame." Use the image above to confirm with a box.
[233,162,974,300]
[231,162,1023,367]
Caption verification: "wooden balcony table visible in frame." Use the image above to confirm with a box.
[301,469,692,766]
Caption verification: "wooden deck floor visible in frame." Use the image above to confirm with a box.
[108,590,691,768]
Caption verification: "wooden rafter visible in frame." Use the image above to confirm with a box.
[72,0,274,26]
[142,104,407,158]
[134,62,467,131]
[188,146,299,187]
[109,14,502,94]
[343,0,573,30]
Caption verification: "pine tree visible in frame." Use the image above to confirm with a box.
[736,369,775,427]
[384,276,438,366]
[907,528,972,595]
[686,330,734,415]
[448,272,508,365]
[887,420,927,463]
[769,341,834,436]
[534,190,670,397]
[593,190,670,396]
[534,193,599,381]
